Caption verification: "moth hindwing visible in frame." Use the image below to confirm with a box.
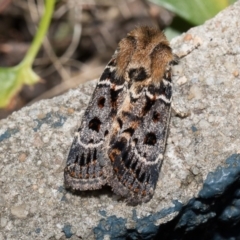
[64,26,174,204]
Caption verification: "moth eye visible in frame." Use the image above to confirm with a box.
[89,117,101,132]
[144,132,157,146]
[104,130,109,137]
[152,111,161,123]
[97,97,105,108]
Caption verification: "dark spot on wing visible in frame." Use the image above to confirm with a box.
[144,132,157,146]
[97,97,105,108]
[89,117,101,132]
[152,111,161,123]
[110,89,122,109]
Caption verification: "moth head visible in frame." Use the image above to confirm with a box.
[115,26,173,83]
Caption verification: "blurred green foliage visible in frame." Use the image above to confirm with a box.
[0,0,56,108]
[151,0,236,39]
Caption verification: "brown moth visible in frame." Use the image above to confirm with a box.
[64,26,174,204]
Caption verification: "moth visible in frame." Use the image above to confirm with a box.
[64,26,174,204]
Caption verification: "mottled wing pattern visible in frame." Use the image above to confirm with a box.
[65,26,174,204]
[108,71,172,203]
[64,57,127,190]
[107,27,174,204]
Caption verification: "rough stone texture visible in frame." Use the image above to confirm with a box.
[1,2,240,239]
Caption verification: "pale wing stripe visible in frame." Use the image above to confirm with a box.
[75,132,104,148]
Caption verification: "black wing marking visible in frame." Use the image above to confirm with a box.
[108,70,172,204]
[64,58,127,190]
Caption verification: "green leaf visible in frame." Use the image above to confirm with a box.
[0,65,40,108]
[151,0,236,25]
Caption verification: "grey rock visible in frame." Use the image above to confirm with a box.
[11,204,28,219]
[1,1,240,239]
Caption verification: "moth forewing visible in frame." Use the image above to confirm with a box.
[107,27,173,204]
[64,58,128,191]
